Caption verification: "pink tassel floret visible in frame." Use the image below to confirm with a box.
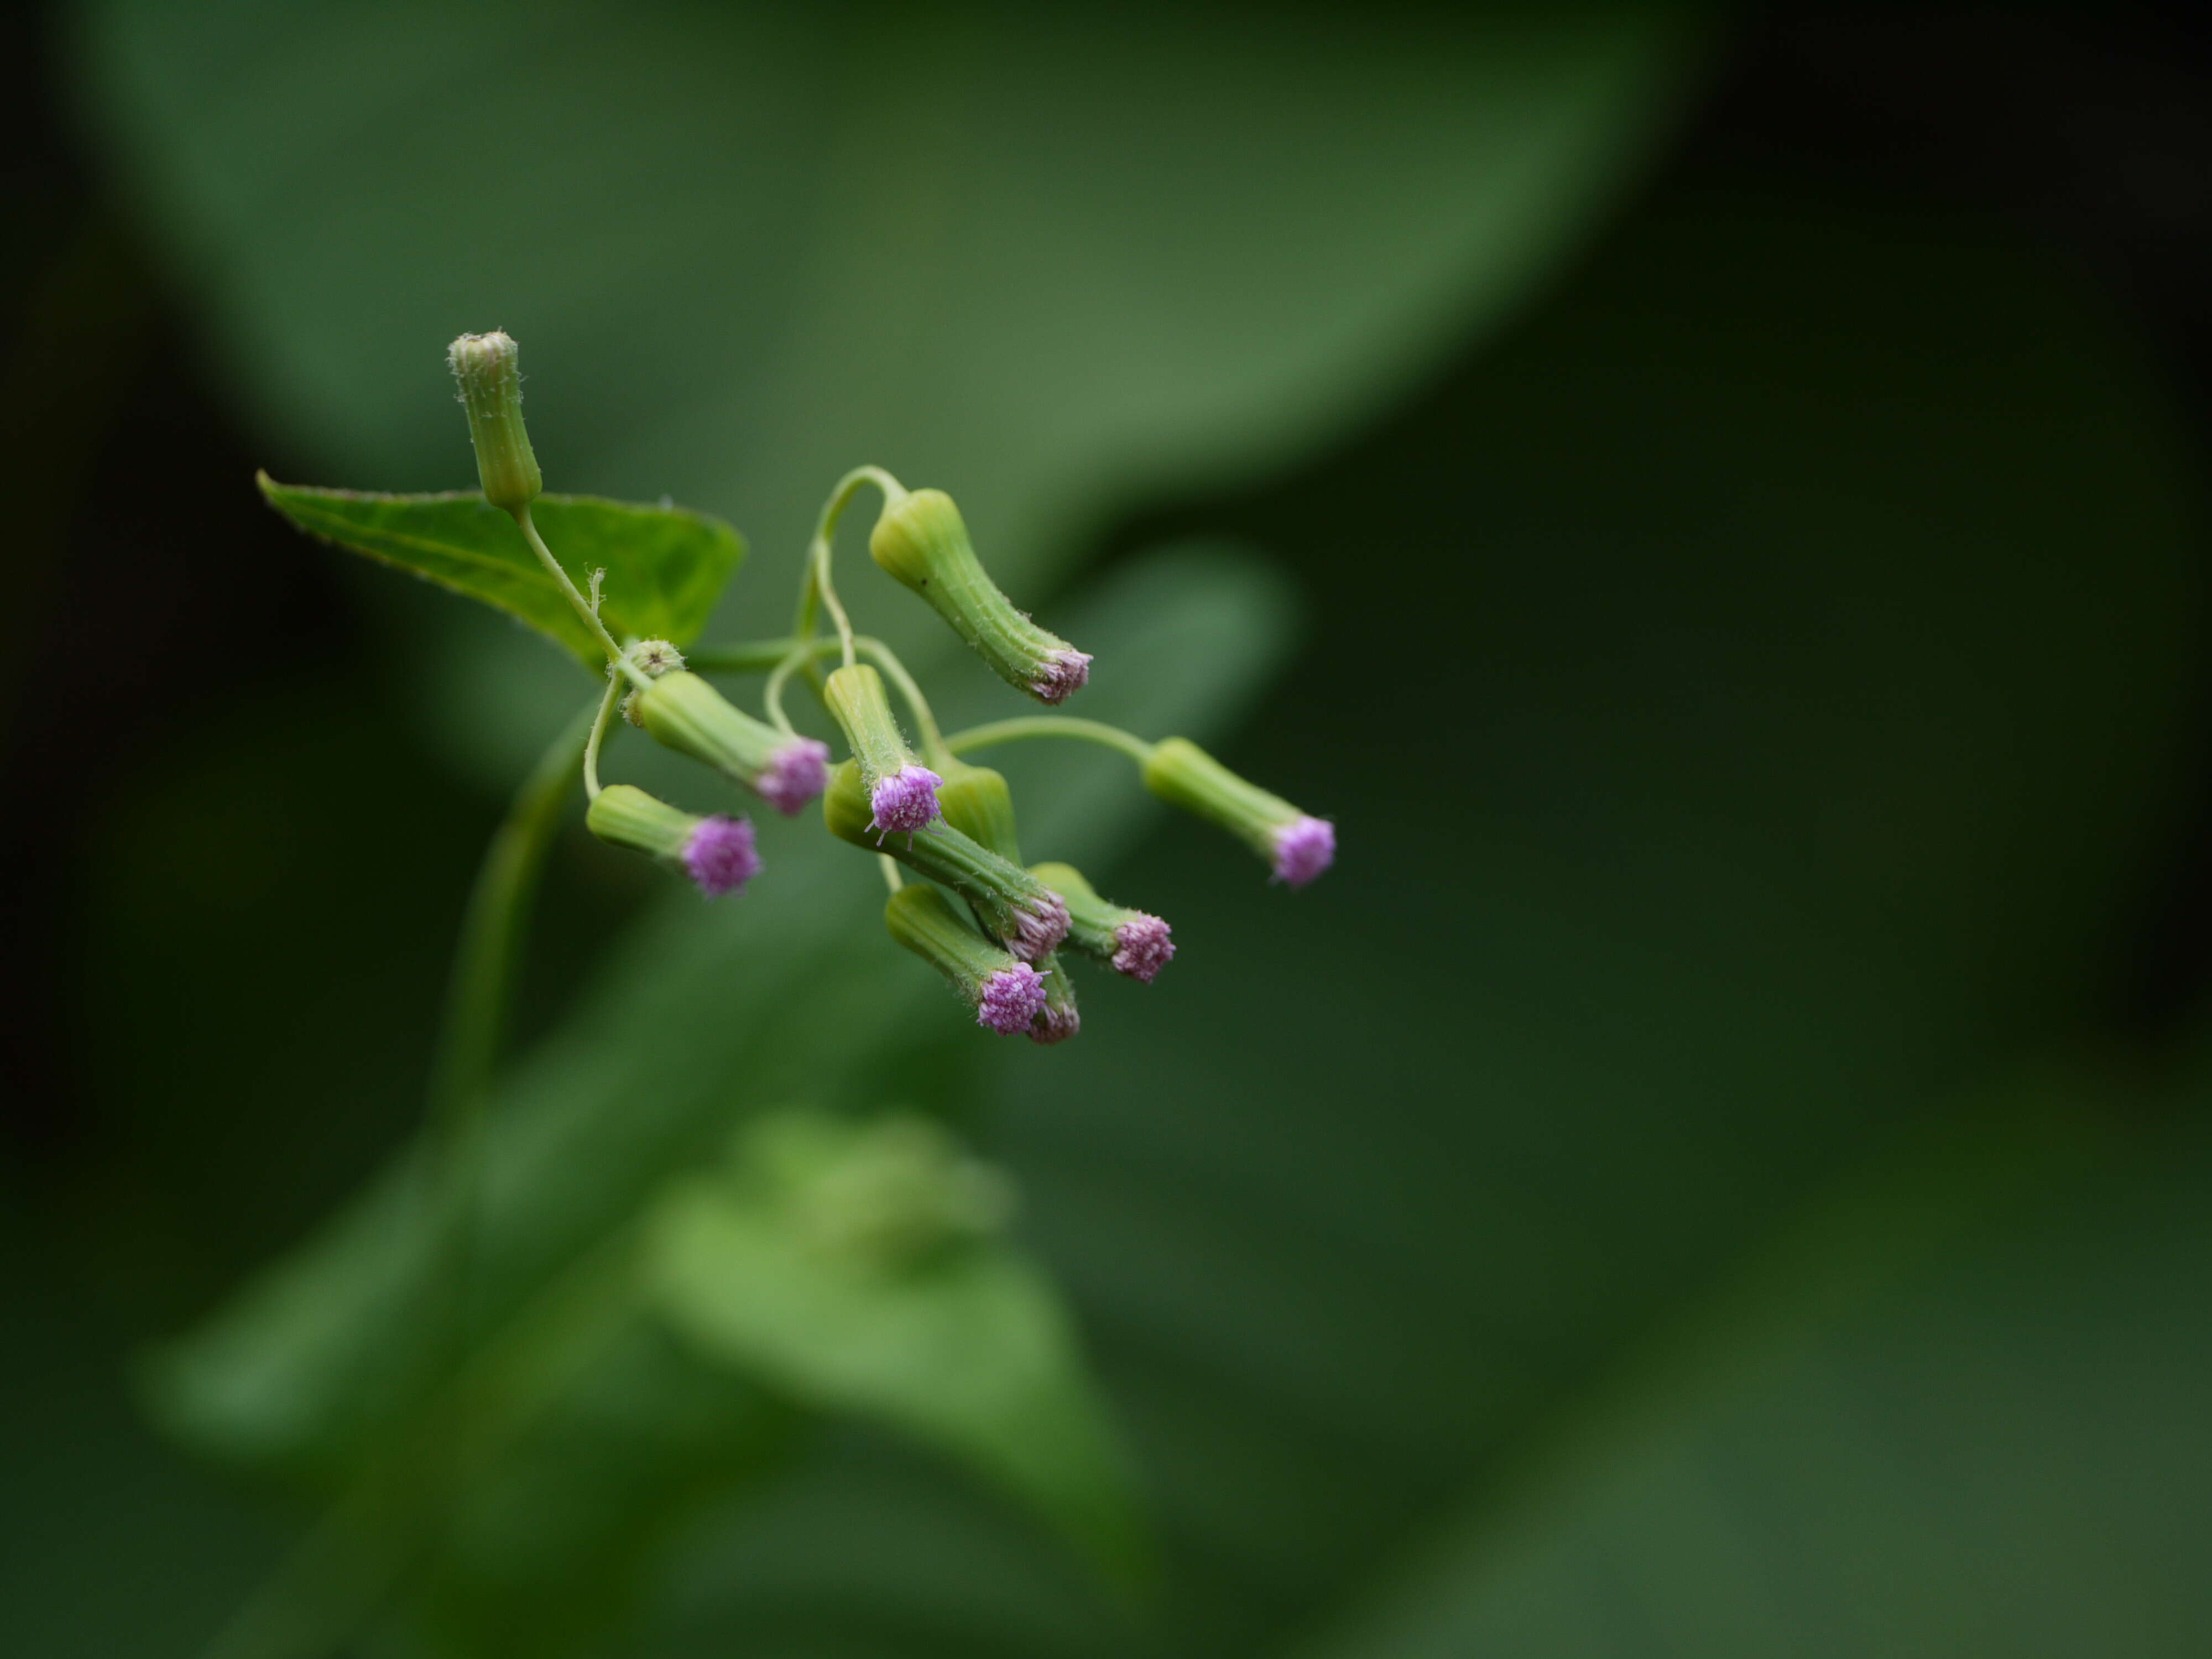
[869,764,944,835]
[756,738,831,816]
[1029,648,1092,705]
[1006,890,1071,963]
[976,963,1048,1034]
[682,815,761,898]
[1110,915,1176,982]
[1029,998,1081,1046]
[1271,816,1335,887]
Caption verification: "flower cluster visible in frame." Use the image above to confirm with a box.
[450,331,1333,1044]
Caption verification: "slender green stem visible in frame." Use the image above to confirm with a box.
[789,465,905,674]
[582,674,622,799]
[878,854,904,894]
[945,716,1156,766]
[858,638,947,765]
[685,636,807,674]
[514,506,653,690]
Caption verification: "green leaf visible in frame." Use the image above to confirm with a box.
[255,476,743,667]
[643,1112,1141,1575]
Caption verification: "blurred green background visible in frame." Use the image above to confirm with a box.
[7,4,2212,1656]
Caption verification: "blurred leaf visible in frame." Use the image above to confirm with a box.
[1283,1088,2212,1658]
[256,477,743,666]
[644,1112,1140,1574]
[72,0,1704,609]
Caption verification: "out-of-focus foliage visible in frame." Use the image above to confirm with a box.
[255,479,744,666]
[10,3,2209,1658]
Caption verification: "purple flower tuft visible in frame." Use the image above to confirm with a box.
[1029,648,1092,705]
[1110,914,1176,982]
[975,963,1047,1035]
[869,764,943,836]
[755,738,830,816]
[1271,816,1335,887]
[1028,997,1081,1046]
[1005,890,1070,963]
[683,815,761,898]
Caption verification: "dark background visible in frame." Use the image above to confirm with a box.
[7,7,2212,1657]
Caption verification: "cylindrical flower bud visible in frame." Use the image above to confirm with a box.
[586,782,760,898]
[933,758,1021,863]
[447,331,542,512]
[823,663,941,834]
[1029,860,1175,983]
[635,671,830,816]
[828,762,1068,961]
[884,883,1050,1036]
[868,488,1091,703]
[1142,737,1335,886]
[1027,952,1081,1045]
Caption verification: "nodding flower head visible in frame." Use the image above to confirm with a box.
[1030,648,1093,706]
[868,487,1091,705]
[823,664,941,833]
[681,815,761,898]
[1028,957,1081,1045]
[1111,915,1176,982]
[1142,737,1335,888]
[757,737,831,816]
[637,671,819,818]
[870,764,944,837]
[446,330,541,512]
[884,883,1053,1039]
[1270,815,1336,887]
[1029,861,1175,982]
[587,784,761,899]
[831,763,1068,960]
[978,964,1050,1035]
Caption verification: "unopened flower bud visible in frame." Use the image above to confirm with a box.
[933,758,1021,862]
[868,488,1091,703]
[634,671,830,816]
[1142,737,1335,886]
[885,883,1050,1036]
[586,782,760,898]
[828,761,1068,960]
[447,331,541,512]
[1029,861,1175,982]
[1028,953,1082,1045]
[619,639,685,726]
[823,663,940,834]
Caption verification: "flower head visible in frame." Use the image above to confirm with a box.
[1271,816,1336,887]
[681,815,761,898]
[977,963,1049,1035]
[870,764,944,837]
[1005,888,1071,964]
[757,737,831,816]
[1110,915,1176,982]
[1030,648,1093,705]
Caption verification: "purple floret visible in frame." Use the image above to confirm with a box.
[1005,890,1070,963]
[1029,648,1092,705]
[975,963,1048,1034]
[683,815,761,898]
[1271,816,1335,887]
[869,764,943,836]
[1028,997,1080,1046]
[755,738,831,816]
[1110,914,1176,982]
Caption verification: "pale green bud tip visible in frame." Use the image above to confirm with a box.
[1142,737,1335,886]
[447,330,541,511]
[618,640,684,726]
[868,488,1089,704]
